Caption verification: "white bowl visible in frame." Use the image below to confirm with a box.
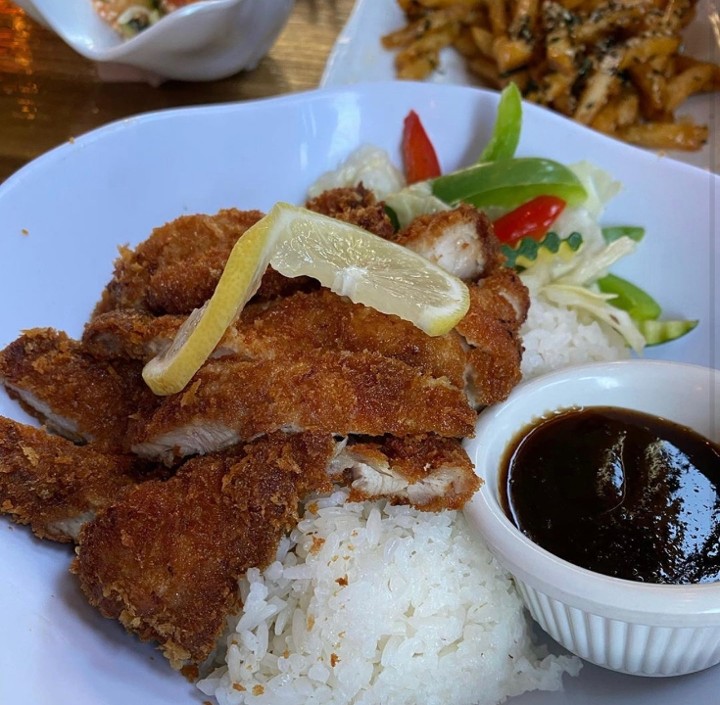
[464,360,720,677]
[11,0,294,81]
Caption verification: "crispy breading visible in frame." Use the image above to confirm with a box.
[332,434,481,511]
[92,209,312,317]
[83,290,468,388]
[394,203,503,281]
[234,290,467,384]
[72,432,336,668]
[455,267,531,407]
[305,184,397,240]
[131,350,476,464]
[0,328,157,453]
[0,416,143,542]
[82,309,185,362]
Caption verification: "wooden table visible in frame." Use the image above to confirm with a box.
[0,0,355,182]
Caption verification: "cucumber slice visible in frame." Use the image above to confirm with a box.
[637,319,699,346]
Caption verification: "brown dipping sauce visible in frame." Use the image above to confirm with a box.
[502,406,720,584]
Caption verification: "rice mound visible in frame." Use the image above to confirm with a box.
[198,489,580,705]
[521,293,630,379]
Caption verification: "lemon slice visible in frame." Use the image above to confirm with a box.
[143,202,470,395]
[268,204,470,335]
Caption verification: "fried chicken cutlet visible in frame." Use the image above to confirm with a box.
[332,434,480,512]
[84,290,468,388]
[303,188,529,406]
[305,184,396,239]
[82,309,186,363]
[0,416,145,543]
[131,350,476,464]
[73,432,336,668]
[0,328,157,453]
[307,187,503,283]
[393,203,503,282]
[0,185,532,677]
[93,208,314,317]
[456,268,531,407]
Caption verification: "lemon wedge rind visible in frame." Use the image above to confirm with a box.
[142,205,285,395]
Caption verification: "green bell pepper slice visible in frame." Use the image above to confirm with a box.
[478,83,522,162]
[431,157,587,209]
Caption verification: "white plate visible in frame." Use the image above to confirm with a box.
[322,0,720,173]
[10,0,293,81]
[0,82,718,705]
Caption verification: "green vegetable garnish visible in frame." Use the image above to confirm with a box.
[601,226,645,244]
[430,86,587,209]
[636,319,699,346]
[502,231,583,270]
[431,158,587,209]
[597,273,661,321]
[478,83,522,162]
[384,204,400,231]
[596,273,697,346]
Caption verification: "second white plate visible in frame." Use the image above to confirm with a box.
[322,0,720,173]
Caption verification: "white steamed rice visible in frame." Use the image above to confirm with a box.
[520,293,630,379]
[198,490,581,705]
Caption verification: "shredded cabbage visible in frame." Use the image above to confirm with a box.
[307,146,405,201]
[385,182,451,229]
[518,163,645,353]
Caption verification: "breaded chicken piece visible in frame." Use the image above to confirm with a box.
[306,184,396,240]
[82,309,186,362]
[0,416,142,542]
[73,432,336,668]
[83,291,468,391]
[394,204,503,282]
[233,290,467,385]
[455,268,531,407]
[331,434,481,511]
[131,350,476,464]
[92,209,313,317]
[0,328,156,453]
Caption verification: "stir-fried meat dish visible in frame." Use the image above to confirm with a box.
[0,185,529,670]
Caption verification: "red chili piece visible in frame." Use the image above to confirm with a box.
[402,110,441,184]
[492,195,567,245]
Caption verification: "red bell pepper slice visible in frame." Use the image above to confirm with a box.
[492,195,566,245]
[402,110,441,184]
